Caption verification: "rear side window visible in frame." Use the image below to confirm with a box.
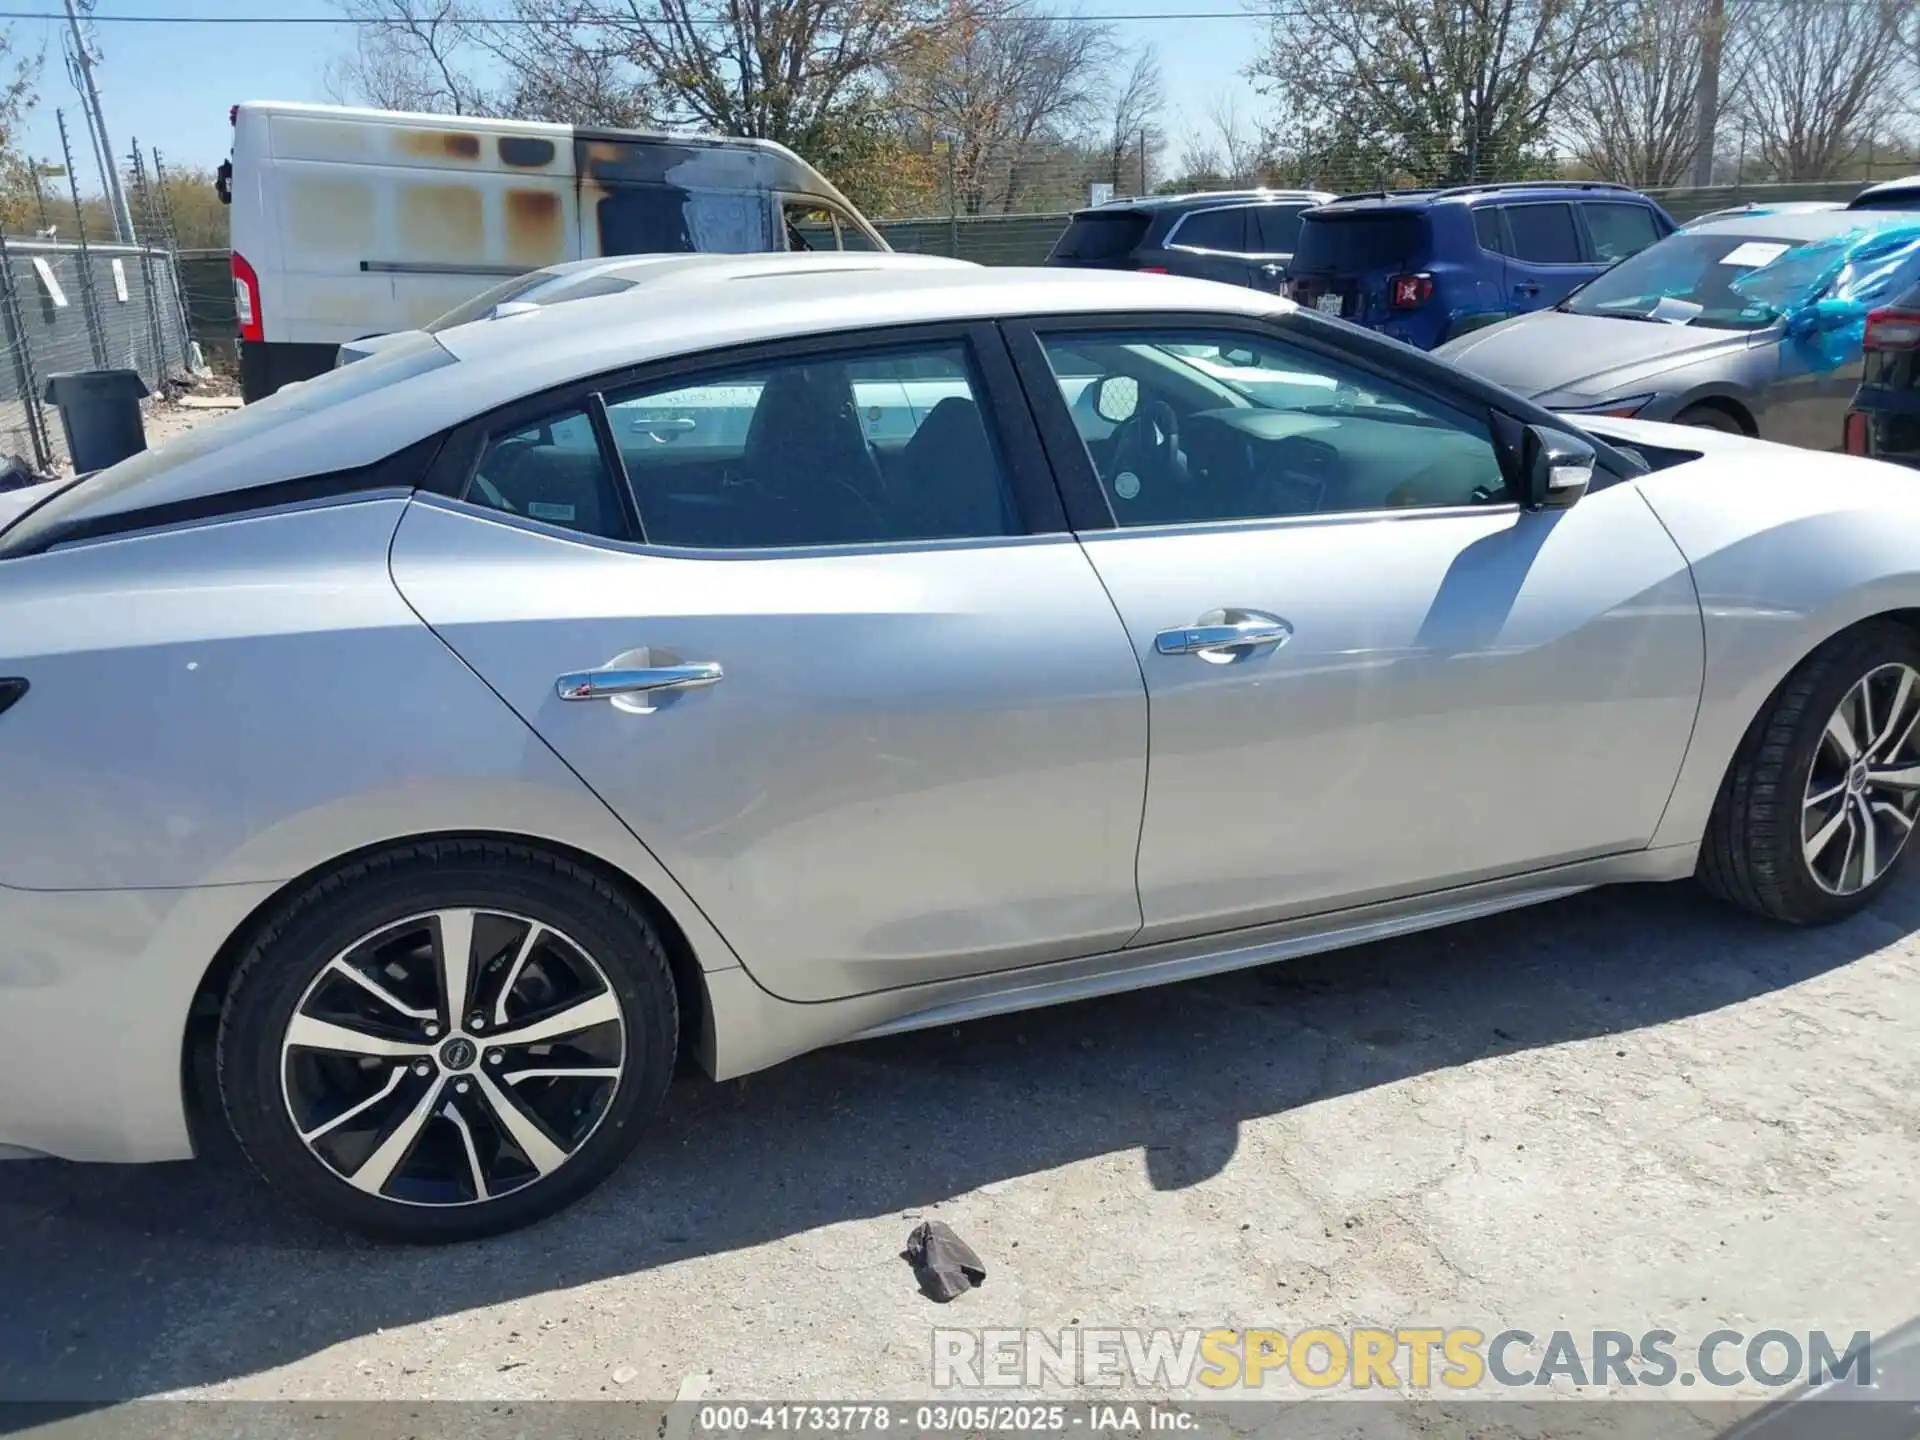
[1582,203,1662,262]
[1252,205,1308,253]
[609,344,1018,547]
[1473,207,1508,254]
[467,409,632,541]
[1291,212,1426,273]
[1051,212,1150,261]
[1505,203,1582,264]
[1173,207,1249,252]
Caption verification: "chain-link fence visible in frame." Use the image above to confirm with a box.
[0,238,194,474]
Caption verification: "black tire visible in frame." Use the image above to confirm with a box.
[1699,620,1920,924]
[218,839,677,1242]
[1674,404,1747,434]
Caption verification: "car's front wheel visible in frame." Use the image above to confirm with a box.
[218,840,677,1241]
[1701,621,1920,923]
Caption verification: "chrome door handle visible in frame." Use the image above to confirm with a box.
[1155,616,1292,657]
[555,662,723,700]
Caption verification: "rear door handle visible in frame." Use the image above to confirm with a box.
[1155,614,1292,659]
[556,662,723,700]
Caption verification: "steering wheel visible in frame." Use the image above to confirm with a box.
[1108,399,1183,504]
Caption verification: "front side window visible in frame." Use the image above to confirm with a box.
[1505,203,1583,264]
[1172,207,1250,253]
[783,200,838,251]
[1036,329,1507,526]
[1583,202,1662,262]
[834,209,884,251]
[605,342,1019,548]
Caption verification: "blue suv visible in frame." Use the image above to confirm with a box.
[1285,181,1677,350]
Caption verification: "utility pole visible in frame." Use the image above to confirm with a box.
[62,0,135,243]
[1688,0,1727,189]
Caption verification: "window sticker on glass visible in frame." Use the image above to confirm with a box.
[1719,241,1792,268]
[1650,295,1704,325]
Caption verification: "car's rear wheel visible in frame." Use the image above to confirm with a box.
[1700,621,1920,924]
[218,840,677,1241]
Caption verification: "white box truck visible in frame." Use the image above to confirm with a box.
[222,100,888,401]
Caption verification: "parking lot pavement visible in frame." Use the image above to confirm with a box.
[2,876,1916,1411]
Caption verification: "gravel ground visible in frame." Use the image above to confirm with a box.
[1,875,1916,1423]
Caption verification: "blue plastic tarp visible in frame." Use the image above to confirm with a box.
[1730,222,1920,370]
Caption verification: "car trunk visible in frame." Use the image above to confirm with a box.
[1286,210,1428,323]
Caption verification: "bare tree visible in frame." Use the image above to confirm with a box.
[894,2,1112,213]
[326,0,489,114]
[1558,0,1737,186]
[478,3,658,126]
[1250,0,1607,188]
[1104,44,1163,190]
[1206,95,1263,184]
[526,0,955,147]
[1739,0,1912,179]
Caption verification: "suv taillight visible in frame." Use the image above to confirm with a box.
[1863,308,1920,351]
[232,250,263,343]
[1389,273,1433,308]
[1844,411,1871,455]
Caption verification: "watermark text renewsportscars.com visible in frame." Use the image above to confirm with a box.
[932,1327,1875,1392]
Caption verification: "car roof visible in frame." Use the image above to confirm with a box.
[1678,208,1920,241]
[1312,182,1653,215]
[1851,174,1920,205]
[23,268,1287,540]
[1075,189,1335,216]
[1682,200,1844,226]
[521,251,971,290]
[435,266,1282,371]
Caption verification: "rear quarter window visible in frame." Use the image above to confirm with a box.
[1051,212,1151,261]
[1290,212,1427,273]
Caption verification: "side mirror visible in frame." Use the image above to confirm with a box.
[1522,423,1594,510]
[1093,374,1140,424]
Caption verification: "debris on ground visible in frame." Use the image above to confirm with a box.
[904,1220,986,1302]
[0,453,49,492]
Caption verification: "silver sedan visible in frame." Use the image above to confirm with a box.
[5,264,1920,1239]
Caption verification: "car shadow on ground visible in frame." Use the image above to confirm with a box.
[1,874,1914,1401]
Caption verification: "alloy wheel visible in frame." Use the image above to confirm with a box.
[1801,662,1920,896]
[278,908,626,1207]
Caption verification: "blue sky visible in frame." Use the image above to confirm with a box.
[15,0,1266,187]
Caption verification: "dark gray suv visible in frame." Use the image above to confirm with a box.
[1045,189,1337,292]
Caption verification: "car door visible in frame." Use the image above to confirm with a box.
[1165,205,1259,288]
[1006,316,1705,944]
[1500,202,1592,314]
[389,324,1149,1002]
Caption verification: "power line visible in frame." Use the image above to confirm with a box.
[2,0,1887,22]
